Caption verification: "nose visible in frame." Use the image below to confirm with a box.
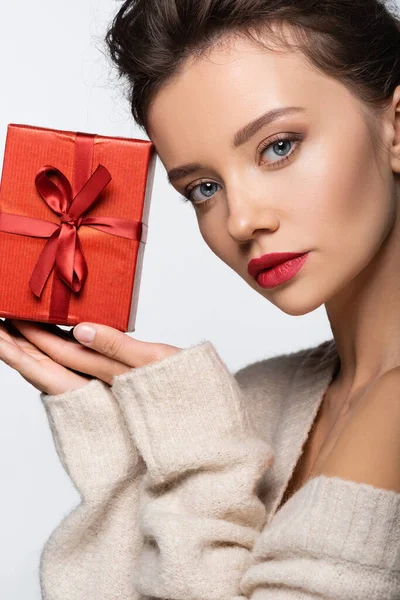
[226,188,280,243]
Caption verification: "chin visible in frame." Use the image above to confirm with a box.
[265,286,328,317]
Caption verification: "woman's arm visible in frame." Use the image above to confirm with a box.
[110,341,275,599]
[39,378,146,600]
[110,342,400,600]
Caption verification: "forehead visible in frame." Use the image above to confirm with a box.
[147,31,354,156]
[150,35,309,115]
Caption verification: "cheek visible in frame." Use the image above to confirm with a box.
[198,214,225,255]
[307,139,393,264]
[198,211,238,265]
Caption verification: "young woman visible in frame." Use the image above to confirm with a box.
[1,0,400,598]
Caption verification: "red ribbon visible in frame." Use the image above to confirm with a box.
[0,133,146,324]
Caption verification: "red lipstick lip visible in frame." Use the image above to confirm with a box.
[248,252,309,278]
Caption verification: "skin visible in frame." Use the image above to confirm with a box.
[0,320,181,394]
[145,28,400,423]
[0,24,399,493]
[144,27,400,495]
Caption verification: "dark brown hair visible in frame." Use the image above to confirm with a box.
[105,0,400,149]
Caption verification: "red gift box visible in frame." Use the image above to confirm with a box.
[0,124,156,332]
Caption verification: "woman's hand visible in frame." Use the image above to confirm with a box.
[0,318,181,396]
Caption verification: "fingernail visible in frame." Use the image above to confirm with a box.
[74,324,96,343]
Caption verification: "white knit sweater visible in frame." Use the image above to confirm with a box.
[38,338,400,599]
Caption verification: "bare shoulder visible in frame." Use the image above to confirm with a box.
[319,367,400,493]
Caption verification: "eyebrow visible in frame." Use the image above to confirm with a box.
[167,106,306,184]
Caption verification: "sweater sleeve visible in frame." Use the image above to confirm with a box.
[110,340,275,599]
[110,341,400,600]
[39,378,147,600]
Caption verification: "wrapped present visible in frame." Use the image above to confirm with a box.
[0,124,156,332]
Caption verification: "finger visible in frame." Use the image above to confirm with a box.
[72,322,176,367]
[2,320,46,354]
[0,321,20,345]
[0,333,63,393]
[9,320,72,337]
[2,322,92,385]
[7,320,73,357]
[3,321,92,383]
[10,319,132,384]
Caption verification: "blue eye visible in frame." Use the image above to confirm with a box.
[181,132,302,207]
[263,139,293,160]
[191,182,221,202]
[179,181,222,207]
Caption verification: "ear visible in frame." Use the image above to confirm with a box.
[389,85,400,175]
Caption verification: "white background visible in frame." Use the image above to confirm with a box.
[2,0,393,597]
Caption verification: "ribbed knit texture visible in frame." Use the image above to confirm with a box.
[39,378,146,599]
[38,338,400,599]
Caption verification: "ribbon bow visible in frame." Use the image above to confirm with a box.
[31,164,112,297]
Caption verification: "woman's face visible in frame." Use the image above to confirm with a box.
[147,31,399,316]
